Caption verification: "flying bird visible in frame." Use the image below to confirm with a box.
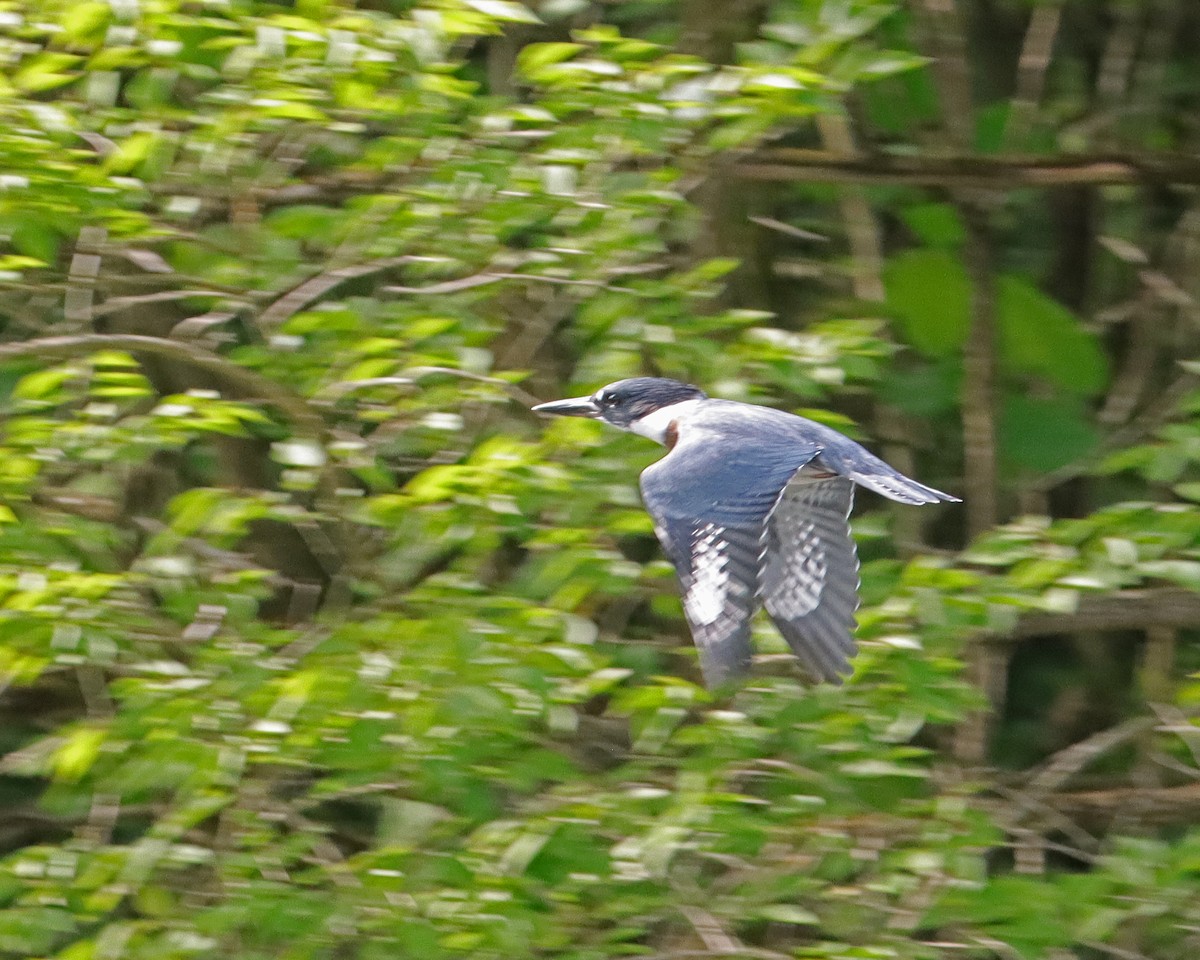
[533,377,958,687]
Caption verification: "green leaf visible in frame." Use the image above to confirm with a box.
[1000,394,1100,474]
[11,222,61,263]
[14,53,80,93]
[13,365,78,401]
[884,249,971,356]
[901,203,965,249]
[517,42,583,78]
[52,725,107,781]
[755,904,820,924]
[61,1,110,40]
[997,276,1109,395]
[0,255,47,272]
[855,51,930,80]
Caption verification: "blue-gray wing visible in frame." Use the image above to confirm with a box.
[760,471,860,683]
[635,400,952,686]
[639,436,820,686]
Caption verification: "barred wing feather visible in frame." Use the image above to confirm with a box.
[649,514,761,686]
[760,472,860,684]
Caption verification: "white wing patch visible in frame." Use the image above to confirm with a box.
[682,522,731,626]
[760,517,827,618]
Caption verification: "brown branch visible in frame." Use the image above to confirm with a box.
[1047,781,1200,831]
[1097,296,1160,426]
[94,289,245,318]
[385,271,639,298]
[1025,717,1158,794]
[258,255,448,331]
[0,334,324,438]
[746,216,827,243]
[954,641,1008,764]
[1095,1,1141,103]
[980,588,1200,641]
[734,150,1200,189]
[170,310,241,339]
[260,257,641,337]
[31,489,122,522]
[677,906,741,954]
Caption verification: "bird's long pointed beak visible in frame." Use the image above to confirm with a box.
[531,395,600,418]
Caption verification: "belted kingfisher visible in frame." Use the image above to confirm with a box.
[533,377,958,687]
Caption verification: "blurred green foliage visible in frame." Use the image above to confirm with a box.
[0,1,1198,959]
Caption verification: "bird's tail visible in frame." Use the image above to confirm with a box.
[848,469,960,505]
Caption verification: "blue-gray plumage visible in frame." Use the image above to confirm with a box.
[533,377,959,687]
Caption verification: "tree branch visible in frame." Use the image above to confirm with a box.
[1046,781,1200,831]
[258,256,449,331]
[979,588,1200,641]
[734,150,1200,188]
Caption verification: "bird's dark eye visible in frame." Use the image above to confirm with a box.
[599,393,617,407]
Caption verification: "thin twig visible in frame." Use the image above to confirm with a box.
[1025,717,1157,794]
[258,255,450,331]
[315,368,541,409]
[94,289,245,318]
[746,216,828,243]
[677,905,741,954]
[385,271,640,297]
[400,366,543,408]
[636,950,793,960]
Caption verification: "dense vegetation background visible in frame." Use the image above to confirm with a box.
[0,0,1198,957]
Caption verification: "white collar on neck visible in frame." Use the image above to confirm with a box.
[628,398,703,444]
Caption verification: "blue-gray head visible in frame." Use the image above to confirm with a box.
[533,377,707,434]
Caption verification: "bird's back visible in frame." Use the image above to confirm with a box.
[642,400,825,523]
[671,399,953,507]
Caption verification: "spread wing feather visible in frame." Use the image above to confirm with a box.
[637,402,953,687]
[760,472,859,684]
[650,514,760,686]
[843,469,953,505]
[640,433,817,687]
